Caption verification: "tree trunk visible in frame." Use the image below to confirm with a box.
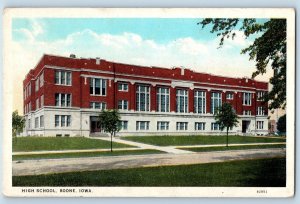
[110,132,113,152]
[226,127,229,147]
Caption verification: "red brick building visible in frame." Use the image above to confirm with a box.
[23,54,269,137]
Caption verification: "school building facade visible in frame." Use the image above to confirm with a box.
[23,54,269,137]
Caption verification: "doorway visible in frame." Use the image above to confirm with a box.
[90,116,102,133]
[242,120,250,133]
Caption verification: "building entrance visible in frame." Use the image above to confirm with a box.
[242,120,250,133]
[90,116,102,133]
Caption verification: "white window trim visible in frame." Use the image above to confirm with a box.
[118,100,129,110]
[118,82,129,92]
[136,121,150,131]
[90,102,106,110]
[195,122,205,131]
[136,85,151,112]
[157,87,170,112]
[211,92,222,114]
[243,92,252,106]
[226,93,234,100]
[194,90,206,114]
[211,122,220,131]
[90,78,107,96]
[176,122,188,131]
[176,89,188,113]
[157,121,169,131]
[56,93,72,107]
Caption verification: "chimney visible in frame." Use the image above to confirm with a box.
[180,66,185,75]
[70,54,76,58]
[96,57,101,65]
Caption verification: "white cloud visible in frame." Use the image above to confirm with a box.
[11,24,272,113]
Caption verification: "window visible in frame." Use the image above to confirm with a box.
[176,89,188,113]
[157,121,169,130]
[211,92,222,114]
[40,115,44,127]
[118,100,128,110]
[55,115,71,127]
[55,70,72,85]
[55,93,71,107]
[136,121,150,130]
[257,107,265,116]
[35,77,39,92]
[257,91,265,101]
[41,95,44,107]
[157,87,170,112]
[90,78,106,96]
[29,102,31,112]
[243,110,252,116]
[211,123,220,131]
[226,93,234,100]
[243,92,252,106]
[195,122,205,130]
[176,122,188,130]
[119,121,128,130]
[35,117,39,128]
[36,98,39,110]
[90,102,106,110]
[39,72,44,87]
[136,85,150,111]
[118,83,128,91]
[256,121,264,130]
[194,90,206,114]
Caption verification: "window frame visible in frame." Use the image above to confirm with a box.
[176,89,188,113]
[118,82,129,92]
[55,70,72,86]
[243,92,252,106]
[211,92,222,114]
[136,84,150,112]
[157,87,170,112]
[194,90,206,114]
[136,121,150,131]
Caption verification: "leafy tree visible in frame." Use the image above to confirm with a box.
[98,109,121,152]
[214,102,239,147]
[12,110,25,142]
[277,114,286,133]
[199,18,286,110]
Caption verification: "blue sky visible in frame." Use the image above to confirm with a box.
[13,18,217,43]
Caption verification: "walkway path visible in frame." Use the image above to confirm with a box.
[95,137,192,154]
[13,148,285,176]
[12,139,286,156]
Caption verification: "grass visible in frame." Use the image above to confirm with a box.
[13,149,164,160]
[178,144,286,152]
[13,137,134,152]
[123,135,286,146]
[12,158,286,187]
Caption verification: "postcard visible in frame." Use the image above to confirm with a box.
[2,8,295,197]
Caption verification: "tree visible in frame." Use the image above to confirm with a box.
[98,109,121,152]
[277,114,286,133]
[12,110,25,142]
[199,18,286,110]
[214,102,239,147]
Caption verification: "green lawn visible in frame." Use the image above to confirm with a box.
[13,149,164,160]
[13,137,134,152]
[123,135,286,146]
[179,144,286,152]
[13,158,286,187]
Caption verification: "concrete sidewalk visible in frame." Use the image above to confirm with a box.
[94,137,192,154]
[12,148,286,176]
